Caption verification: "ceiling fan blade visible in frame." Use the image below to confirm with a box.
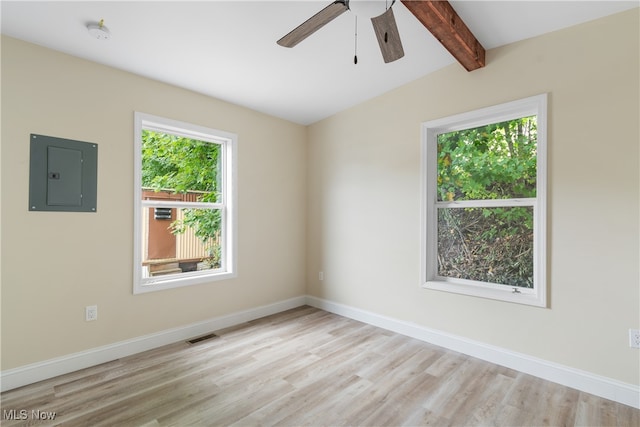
[277,1,349,48]
[371,6,404,63]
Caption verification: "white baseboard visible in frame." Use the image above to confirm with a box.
[3,294,638,410]
[0,296,306,392]
[305,295,640,409]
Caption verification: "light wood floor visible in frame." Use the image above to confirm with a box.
[1,306,638,426]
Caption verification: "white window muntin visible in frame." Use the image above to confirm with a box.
[421,94,547,307]
[134,112,237,294]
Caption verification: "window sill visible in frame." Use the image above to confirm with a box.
[134,270,236,294]
[423,279,546,308]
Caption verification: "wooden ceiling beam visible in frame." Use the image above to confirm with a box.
[401,0,485,71]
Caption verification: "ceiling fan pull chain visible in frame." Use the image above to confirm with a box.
[354,15,358,64]
[385,0,393,43]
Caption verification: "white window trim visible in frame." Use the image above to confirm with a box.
[420,94,547,307]
[133,112,237,294]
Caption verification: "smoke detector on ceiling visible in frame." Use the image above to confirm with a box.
[87,19,111,40]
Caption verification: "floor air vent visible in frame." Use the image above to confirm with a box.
[187,332,219,345]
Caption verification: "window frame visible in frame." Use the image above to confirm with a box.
[420,94,547,307]
[133,112,237,294]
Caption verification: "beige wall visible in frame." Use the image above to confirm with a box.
[307,9,639,385]
[0,36,307,369]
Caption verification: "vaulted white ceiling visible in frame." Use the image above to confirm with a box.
[2,1,637,125]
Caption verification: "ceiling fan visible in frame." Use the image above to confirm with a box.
[277,0,405,64]
[277,0,486,71]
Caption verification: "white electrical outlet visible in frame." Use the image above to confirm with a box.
[629,329,640,348]
[86,305,98,322]
[319,271,324,281]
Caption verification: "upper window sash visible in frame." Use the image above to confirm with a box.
[139,121,228,205]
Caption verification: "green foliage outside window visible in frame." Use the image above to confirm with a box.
[437,116,537,201]
[437,117,537,288]
[141,130,222,266]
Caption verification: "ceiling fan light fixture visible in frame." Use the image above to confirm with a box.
[348,0,389,19]
[87,19,111,40]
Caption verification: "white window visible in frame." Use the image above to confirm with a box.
[421,94,547,307]
[133,113,237,294]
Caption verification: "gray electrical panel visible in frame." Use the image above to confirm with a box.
[29,134,98,212]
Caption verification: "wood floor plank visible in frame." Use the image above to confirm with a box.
[280,374,374,426]
[60,370,222,427]
[443,361,512,425]
[350,371,440,426]
[462,372,517,426]
[1,306,638,426]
